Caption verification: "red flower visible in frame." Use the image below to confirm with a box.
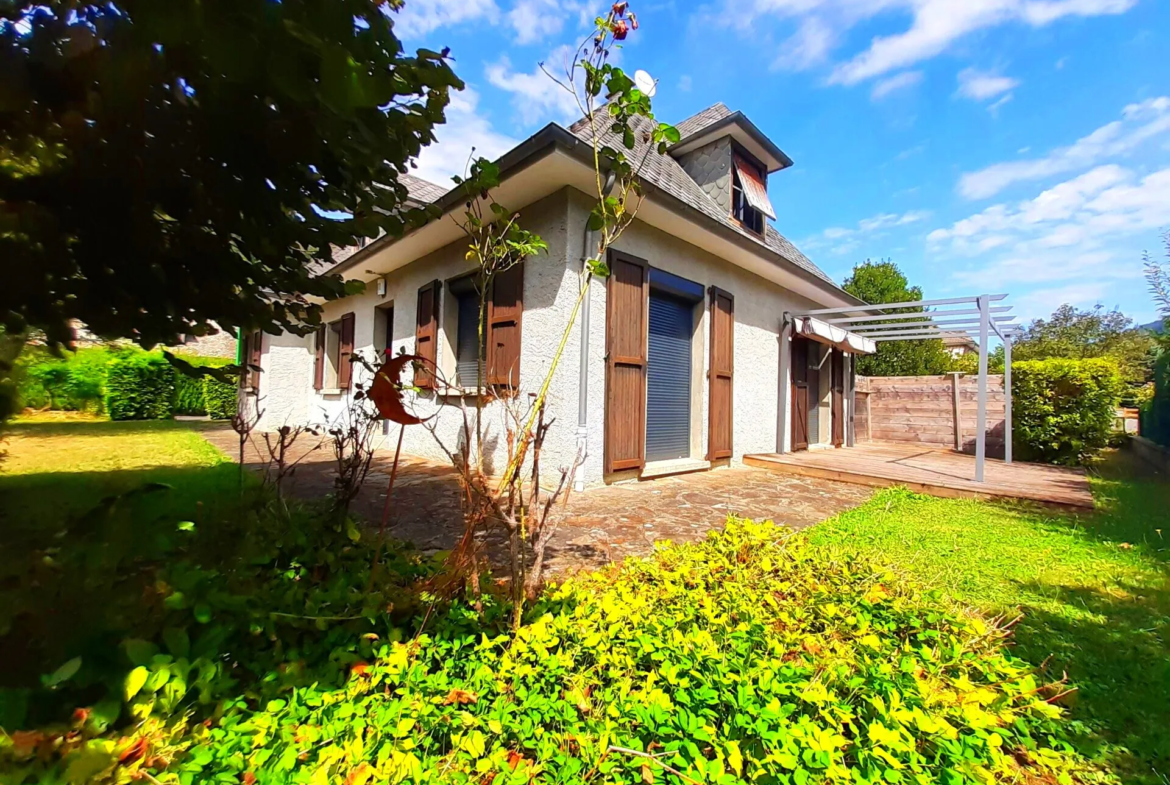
[612,1,628,15]
[612,19,629,39]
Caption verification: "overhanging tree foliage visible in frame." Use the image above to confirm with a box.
[0,0,462,350]
[843,259,953,377]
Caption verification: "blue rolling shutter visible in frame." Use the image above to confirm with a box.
[646,292,692,462]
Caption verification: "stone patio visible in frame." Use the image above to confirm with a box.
[201,426,871,574]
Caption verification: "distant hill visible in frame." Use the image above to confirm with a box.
[1142,320,1166,334]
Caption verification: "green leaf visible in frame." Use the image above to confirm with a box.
[124,666,149,702]
[193,603,212,624]
[64,747,116,784]
[163,627,190,659]
[177,520,196,532]
[42,657,82,688]
[123,638,158,666]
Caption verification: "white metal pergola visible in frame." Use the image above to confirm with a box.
[790,294,1022,483]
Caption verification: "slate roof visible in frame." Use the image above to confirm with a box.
[673,102,732,140]
[400,172,448,204]
[569,105,836,286]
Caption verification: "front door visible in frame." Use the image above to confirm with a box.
[645,290,693,462]
[790,336,810,451]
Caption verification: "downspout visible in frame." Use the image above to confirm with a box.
[575,172,617,492]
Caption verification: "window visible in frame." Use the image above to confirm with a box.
[732,167,764,234]
[240,330,262,392]
[448,275,484,388]
[313,313,354,391]
[374,303,394,359]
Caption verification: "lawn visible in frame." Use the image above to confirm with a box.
[808,451,1170,784]
[0,416,243,704]
[3,418,1168,785]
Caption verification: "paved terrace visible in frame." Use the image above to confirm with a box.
[201,427,871,575]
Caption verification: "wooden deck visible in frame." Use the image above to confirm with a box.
[744,442,1094,509]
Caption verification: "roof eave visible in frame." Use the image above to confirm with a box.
[327,123,859,307]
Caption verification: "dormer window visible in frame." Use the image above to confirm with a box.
[732,167,764,234]
[731,152,776,236]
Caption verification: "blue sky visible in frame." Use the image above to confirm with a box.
[394,0,1169,325]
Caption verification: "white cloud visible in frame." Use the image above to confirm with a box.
[957,95,1170,199]
[956,67,1019,100]
[506,0,590,44]
[871,70,922,100]
[394,0,499,38]
[986,94,1013,115]
[930,164,1170,296]
[772,15,839,70]
[485,46,582,126]
[829,0,1136,85]
[807,209,930,253]
[410,88,519,186]
[739,0,1136,84]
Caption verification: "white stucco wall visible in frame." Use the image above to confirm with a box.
[256,190,587,483]
[257,185,850,489]
[568,189,825,477]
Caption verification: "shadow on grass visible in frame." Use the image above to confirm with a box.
[1013,449,1170,784]
[1012,577,1170,784]
[0,463,255,691]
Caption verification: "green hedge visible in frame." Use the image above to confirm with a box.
[1141,350,1170,448]
[1013,358,1124,465]
[105,354,177,420]
[203,375,239,420]
[172,356,236,418]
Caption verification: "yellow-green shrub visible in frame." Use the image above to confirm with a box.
[1013,358,1124,465]
[11,520,1086,785]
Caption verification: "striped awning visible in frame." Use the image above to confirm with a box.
[793,316,877,355]
[734,154,776,219]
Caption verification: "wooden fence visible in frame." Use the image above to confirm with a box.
[855,374,1005,457]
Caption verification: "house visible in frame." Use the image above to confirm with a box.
[940,332,979,357]
[246,103,874,489]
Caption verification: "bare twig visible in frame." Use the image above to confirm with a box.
[607,746,703,785]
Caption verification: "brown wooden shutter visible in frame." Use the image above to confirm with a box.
[831,347,844,447]
[337,312,355,390]
[604,250,649,474]
[790,335,810,451]
[414,281,441,389]
[707,287,734,460]
[313,326,325,391]
[487,262,523,389]
[238,332,250,389]
[248,331,262,392]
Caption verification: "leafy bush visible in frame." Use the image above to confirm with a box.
[1141,350,1170,448]
[1,516,1088,785]
[16,346,112,412]
[105,353,177,420]
[171,356,234,417]
[172,373,206,416]
[202,375,238,420]
[1013,358,1124,465]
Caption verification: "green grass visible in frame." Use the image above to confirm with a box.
[807,451,1170,784]
[0,417,244,694]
